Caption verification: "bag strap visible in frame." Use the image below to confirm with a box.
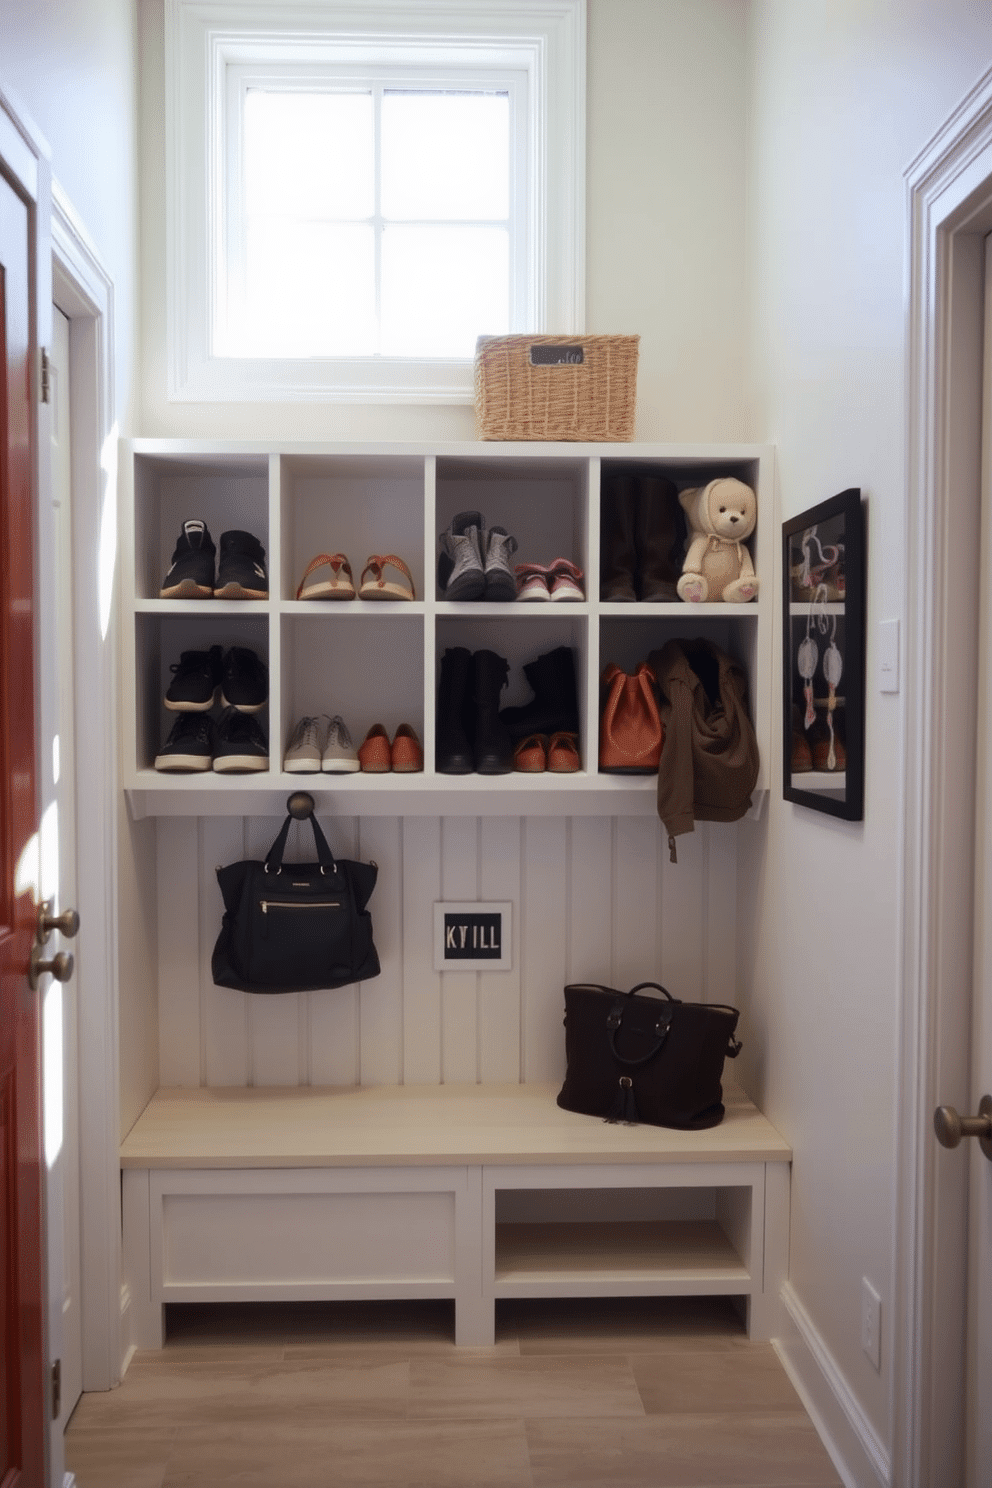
[264,812,337,874]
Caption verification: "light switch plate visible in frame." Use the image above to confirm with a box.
[878,618,900,693]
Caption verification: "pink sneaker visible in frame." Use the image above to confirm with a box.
[548,559,584,602]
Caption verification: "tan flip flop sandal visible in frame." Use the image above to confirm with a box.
[296,553,356,600]
[359,554,416,601]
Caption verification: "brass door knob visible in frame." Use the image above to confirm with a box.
[36,901,80,946]
[29,945,74,991]
[934,1096,992,1161]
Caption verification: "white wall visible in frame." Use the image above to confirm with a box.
[743,0,992,1462]
[137,0,752,443]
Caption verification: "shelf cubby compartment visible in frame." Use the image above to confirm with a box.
[280,609,424,773]
[132,453,270,602]
[279,453,426,606]
[435,454,591,600]
[135,609,271,776]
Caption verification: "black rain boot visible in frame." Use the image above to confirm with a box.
[498,646,580,744]
[436,647,475,773]
[637,475,685,602]
[600,475,638,601]
[472,650,514,775]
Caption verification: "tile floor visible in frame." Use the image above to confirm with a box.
[65,1297,843,1488]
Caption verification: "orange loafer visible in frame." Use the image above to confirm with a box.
[514,734,547,772]
[547,731,581,772]
[358,723,392,773]
[391,723,423,773]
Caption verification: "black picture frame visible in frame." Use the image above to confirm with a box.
[782,489,865,820]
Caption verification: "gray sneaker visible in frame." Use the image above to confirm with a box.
[284,715,323,773]
[484,525,519,601]
[322,714,360,773]
[438,510,486,600]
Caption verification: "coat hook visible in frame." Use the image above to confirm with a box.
[287,791,315,820]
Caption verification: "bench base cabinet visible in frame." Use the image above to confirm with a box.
[120,1085,791,1350]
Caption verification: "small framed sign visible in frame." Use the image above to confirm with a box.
[433,902,513,972]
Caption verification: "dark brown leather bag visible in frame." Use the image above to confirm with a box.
[556,981,742,1130]
[598,662,663,773]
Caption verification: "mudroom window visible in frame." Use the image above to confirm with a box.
[165,0,586,404]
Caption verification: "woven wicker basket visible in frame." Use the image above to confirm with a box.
[474,334,639,442]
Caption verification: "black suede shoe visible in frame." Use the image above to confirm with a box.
[154,712,214,772]
[164,645,223,711]
[159,519,215,599]
[213,708,269,773]
[215,529,269,599]
[220,647,268,713]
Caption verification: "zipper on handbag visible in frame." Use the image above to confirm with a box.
[259,898,344,938]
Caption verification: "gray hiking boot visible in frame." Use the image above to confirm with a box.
[438,511,486,600]
[483,525,519,601]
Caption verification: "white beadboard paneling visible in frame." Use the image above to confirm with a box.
[611,815,664,993]
[357,817,404,1087]
[705,823,738,1007]
[567,817,615,987]
[157,809,732,1091]
[659,822,706,1000]
[478,816,522,1084]
[402,817,443,1084]
[519,815,569,1084]
[200,817,250,1086]
[439,817,480,1084]
[158,817,203,1086]
[308,816,361,1087]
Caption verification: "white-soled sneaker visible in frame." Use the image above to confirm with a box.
[212,708,269,773]
[284,715,324,773]
[321,714,360,773]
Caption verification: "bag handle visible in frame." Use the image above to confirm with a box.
[606,982,677,1067]
[625,980,675,1002]
[264,812,337,875]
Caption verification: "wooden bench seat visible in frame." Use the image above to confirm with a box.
[121,1082,791,1350]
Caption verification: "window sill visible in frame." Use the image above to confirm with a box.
[169,353,477,405]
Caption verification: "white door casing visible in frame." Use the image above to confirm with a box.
[900,65,992,1488]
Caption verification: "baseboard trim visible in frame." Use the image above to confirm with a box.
[776,1283,891,1488]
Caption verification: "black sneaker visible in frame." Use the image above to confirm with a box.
[154,712,214,772]
[159,519,216,599]
[213,708,269,773]
[215,530,268,599]
[220,647,268,713]
[164,645,223,711]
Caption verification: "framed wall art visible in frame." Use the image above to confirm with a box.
[782,488,865,820]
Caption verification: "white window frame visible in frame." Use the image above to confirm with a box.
[166,0,586,404]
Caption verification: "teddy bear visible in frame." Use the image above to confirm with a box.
[676,477,759,603]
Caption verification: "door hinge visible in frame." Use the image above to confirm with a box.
[40,347,51,404]
[51,1358,61,1419]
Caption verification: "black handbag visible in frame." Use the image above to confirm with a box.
[556,981,742,1130]
[211,811,380,994]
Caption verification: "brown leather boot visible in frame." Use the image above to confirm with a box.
[600,475,638,601]
[637,476,684,602]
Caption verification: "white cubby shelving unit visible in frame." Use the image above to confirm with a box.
[123,439,775,818]
[119,438,790,1353]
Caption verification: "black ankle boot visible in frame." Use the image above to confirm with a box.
[600,475,638,601]
[498,646,580,744]
[472,650,514,774]
[637,476,685,601]
[436,647,475,773]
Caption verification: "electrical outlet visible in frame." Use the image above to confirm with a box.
[861,1278,882,1370]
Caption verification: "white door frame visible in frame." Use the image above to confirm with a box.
[50,184,122,1396]
[898,64,992,1488]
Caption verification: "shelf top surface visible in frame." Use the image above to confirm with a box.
[120,1081,791,1170]
[129,437,773,465]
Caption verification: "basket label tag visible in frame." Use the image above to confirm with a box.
[530,344,584,366]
